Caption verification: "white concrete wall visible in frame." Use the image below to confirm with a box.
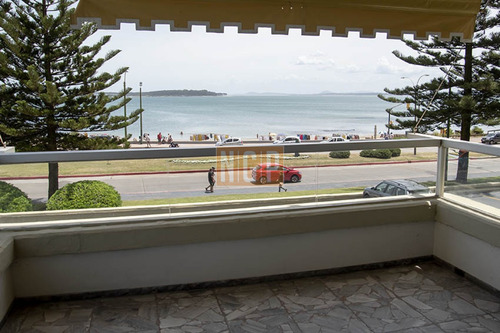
[434,223,500,290]
[434,200,500,291]
[0,238,14,322]
[12,221,434,297]
[3,196,499,319]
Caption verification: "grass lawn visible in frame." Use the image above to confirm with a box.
[0,151,446,178]
[122,186,365,206]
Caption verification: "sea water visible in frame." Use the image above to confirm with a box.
[109,94,398,140]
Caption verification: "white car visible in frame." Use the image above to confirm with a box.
[321,137,349,143]
[215,137,243,146]
[273,136,301,144]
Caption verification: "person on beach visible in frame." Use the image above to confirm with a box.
[205,167,216,193]
[157,132,162,144]
[145,133,151,148]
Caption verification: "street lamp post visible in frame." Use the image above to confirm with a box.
[139,82,143,144]
[388,110,391,133]
[123,71,128,138]
[386,103,405,138]
[401,74,429,154]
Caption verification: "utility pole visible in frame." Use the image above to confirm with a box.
[402,74,429,155]
[140,82,143,144]
[123,70,128,138]
[456,43,473,183]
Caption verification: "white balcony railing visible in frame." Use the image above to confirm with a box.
[0,134,498,203]
[0,134,499,322]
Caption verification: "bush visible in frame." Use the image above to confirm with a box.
[329,151,350,159]
[0,181,33,213]
[47,180,122,210]
[472,126,484,135]
[360,149,392,159]
[390,148,401,157]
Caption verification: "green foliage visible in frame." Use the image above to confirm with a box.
[378,0,500,182]
[378,0,500,140]
[471,126,484,135]
[390,148,401,157]
[0,0,141,196]
[360,149,393,159]
[0,0,139,151]
[46,180,122,210]
[329,151,350,159]
[0,181,32,212]
[75,135,130,150]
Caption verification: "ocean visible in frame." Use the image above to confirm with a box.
[109,94,397,140]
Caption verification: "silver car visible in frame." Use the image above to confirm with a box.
[321,137,349,143]
[215,137,243,146]
[363,179,430,198]
[273,136,301,144]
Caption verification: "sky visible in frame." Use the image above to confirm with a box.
[88,24,441,95]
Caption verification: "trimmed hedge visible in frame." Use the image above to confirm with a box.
[47,180,122,210]
[390,148,401,157]
[360,149,392,159]
[329,151,350,159]
[0,181,33,213]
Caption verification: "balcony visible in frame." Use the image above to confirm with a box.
[0,135,499,331]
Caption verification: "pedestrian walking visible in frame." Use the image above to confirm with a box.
[145,133,151,148]
[205,167,216,193]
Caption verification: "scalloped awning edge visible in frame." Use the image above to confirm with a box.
[70,0,481,41]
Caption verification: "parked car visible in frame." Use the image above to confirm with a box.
[273,136,301,144]
[321,137,349,143]
[363,179,430,198]
[481,132,500,144]
[252,163,302,184]
[215,137,243,146]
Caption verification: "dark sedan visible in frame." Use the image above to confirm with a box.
[363,179,431,198]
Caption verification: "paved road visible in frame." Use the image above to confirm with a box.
[9,158,499,207]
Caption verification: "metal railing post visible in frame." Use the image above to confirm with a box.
[436,143,448,197]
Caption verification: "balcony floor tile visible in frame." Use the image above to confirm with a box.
[1,261,499,333]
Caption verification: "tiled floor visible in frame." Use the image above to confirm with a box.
[1,261,500,332]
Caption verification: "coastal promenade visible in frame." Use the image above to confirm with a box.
[128,136,482,149]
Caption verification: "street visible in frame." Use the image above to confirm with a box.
[7,158,499,208]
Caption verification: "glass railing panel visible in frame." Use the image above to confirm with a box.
[444,150,500,211]
[0,162,48,210]
[314,144,439,200]
[0,137,447,214]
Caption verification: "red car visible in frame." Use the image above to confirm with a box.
[252,163,302,184]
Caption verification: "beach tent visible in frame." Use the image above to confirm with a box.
[71,0,481,42]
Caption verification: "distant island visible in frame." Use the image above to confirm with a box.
[128,89,227,97]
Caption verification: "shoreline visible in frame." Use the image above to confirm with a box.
[128,134,478,149]
[128,133,396,148]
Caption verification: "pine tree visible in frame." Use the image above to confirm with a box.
[379,0,500,182]
[0,0,140,198]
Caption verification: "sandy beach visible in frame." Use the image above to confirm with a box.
[128,135,479,149]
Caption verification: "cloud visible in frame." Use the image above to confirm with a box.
[296,51,335,70]
[375,57,401,74]
[341,64,362,73]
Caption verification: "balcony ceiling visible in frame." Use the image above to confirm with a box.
[71,0,481,41]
